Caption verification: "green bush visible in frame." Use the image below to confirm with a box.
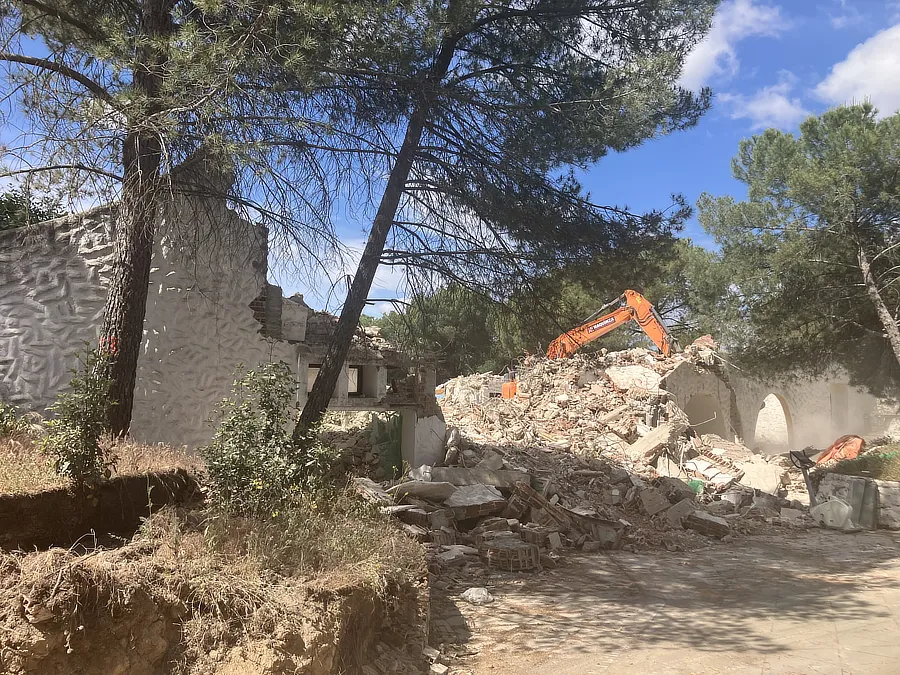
[202,363,333,516]
[41,348,116,489]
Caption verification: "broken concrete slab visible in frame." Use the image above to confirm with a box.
[639,488,671,516]
[684,511,730,538]
[388,480,457,502]
[444,484,507,519]
[605,365,662,392]
[666,497,696,528]
[737,460,787,495]
[705,500,735,517]
[430,466,529,488]
[658,476,696,504]
[477,450,505,470]
[627,420,688,463]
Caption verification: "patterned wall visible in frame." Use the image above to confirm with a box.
[0,199,297,448]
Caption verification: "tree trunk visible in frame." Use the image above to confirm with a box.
[294,35,458,436]
[100,0,173,435]
[858,243,900,368]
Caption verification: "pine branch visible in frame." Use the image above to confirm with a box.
[0,52,114,104]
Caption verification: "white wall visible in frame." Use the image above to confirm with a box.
[0,199,296,447]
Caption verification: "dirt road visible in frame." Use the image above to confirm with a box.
[431,529,900,674]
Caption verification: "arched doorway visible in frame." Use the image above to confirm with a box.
[754,393,793,454]
[684,393,728,438]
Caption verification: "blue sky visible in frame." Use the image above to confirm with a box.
[298,0,900,313]
[578,0,900,250]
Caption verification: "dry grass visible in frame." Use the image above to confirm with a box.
[0,434,67,495]
[0,429,204,496]
[107,438,204,476]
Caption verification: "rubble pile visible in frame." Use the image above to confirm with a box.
[359,339,812,576]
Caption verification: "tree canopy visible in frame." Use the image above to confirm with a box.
[698,104,900,391]
[295,0,719,431]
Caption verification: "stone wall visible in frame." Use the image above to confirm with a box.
[663,360,884,451]
[0,197,296,447]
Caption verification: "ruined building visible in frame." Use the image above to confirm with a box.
[0,172,445,465]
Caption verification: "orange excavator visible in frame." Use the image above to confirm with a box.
[501,290,678,398]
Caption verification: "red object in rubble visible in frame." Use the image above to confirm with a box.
[816,434,865,464]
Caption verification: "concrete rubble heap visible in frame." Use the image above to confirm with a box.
[356,339,808,573]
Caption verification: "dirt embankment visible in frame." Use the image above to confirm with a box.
[0,508,427,675]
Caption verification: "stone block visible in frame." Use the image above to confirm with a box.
[666,498,695,528]
[737,460,786,495]
[658,476,696,504]
[639,488,671,516]
[684,511,730,538]
[627,421,688,462]
[444,484,507,520]
[705,500,735,516]
[477,450,505,470]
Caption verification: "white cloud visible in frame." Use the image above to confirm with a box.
[680,0,788,90]
[719,73,809,129]
[815,24,900,117]
[828,0,865,29]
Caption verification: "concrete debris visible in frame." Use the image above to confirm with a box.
[704,500,735,517]
[627,421,689,463]
[666,498,696,528]
[605,364,663,392]
[477,450,505,470]
[658,477,696,504]
[684,511,731,538]
[429,664,450,675]
[430,466,530,488]
[737,459,787,495]
[639,488,671,516]
[369,343,822,574]
[388,480,457,502]
[444,484,507,520]
[461,587,494,605]
[780,507,805,525]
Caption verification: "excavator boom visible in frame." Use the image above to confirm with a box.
[546,289,678,359]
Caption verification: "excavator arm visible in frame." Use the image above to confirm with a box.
[547,289,678,359]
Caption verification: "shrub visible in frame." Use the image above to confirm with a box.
[41,348,116,489]
[202,363,333,516]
